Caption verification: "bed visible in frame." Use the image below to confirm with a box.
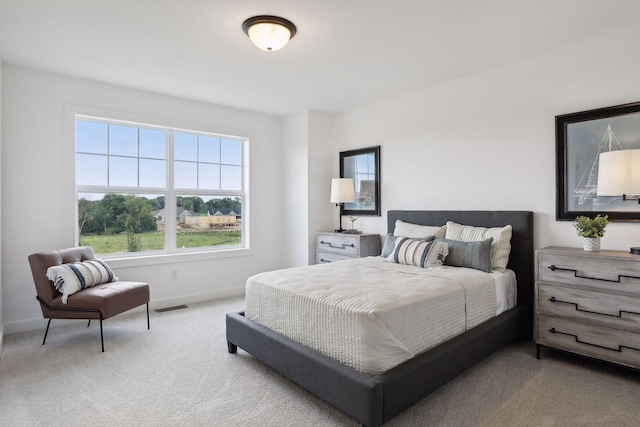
[226,210,534,426]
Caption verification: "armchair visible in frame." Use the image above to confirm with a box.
[28,246,150,352]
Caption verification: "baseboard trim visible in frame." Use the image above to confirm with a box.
[3,286,245,336]
[149,287,244,312]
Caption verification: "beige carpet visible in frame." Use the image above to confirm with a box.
[1,296,639,426]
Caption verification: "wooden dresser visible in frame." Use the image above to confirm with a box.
[315,232,380,264]
[535,246,640,369]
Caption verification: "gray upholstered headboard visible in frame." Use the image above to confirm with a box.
[387,210,534,311]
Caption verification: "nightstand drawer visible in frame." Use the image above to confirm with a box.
[316,234,360,256]
[315,232,380,264]
[316,251,354,264]
[538,252,640,295]
[538,284,640,332]
[538,314,640,369]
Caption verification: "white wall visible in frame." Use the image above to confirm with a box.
[283,111,310,267]
[282,111,336,267]
[307,111,336,262]
[1,65,285,334]
[0,60,4,352]
[331,26,640,252]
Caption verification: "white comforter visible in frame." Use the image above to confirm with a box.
[245,257,504,375]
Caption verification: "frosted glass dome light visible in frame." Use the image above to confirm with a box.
[242,15,297,52]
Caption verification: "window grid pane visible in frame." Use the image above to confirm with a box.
[109,124,139,157]
[76,153,108,186]
[140,128,167,159]
[174,161,197,189]
[76,120,108,154]
[109,156,138,187]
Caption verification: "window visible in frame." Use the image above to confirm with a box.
[75,115,247,256]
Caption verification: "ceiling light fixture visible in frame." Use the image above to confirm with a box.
[242,15,297,52]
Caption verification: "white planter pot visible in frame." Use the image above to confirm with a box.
[583,237,601,251]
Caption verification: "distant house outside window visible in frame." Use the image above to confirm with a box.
[75,115,247,255]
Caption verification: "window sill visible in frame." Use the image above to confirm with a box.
[102,247,254,269]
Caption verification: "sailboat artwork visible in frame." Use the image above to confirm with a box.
[574,124,623,207]
[558,102,640,221]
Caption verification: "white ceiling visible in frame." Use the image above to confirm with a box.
[1,0,639,116]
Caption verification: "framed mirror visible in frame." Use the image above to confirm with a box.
[340,146,381,216]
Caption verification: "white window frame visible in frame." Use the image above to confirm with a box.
[65,105,252,267]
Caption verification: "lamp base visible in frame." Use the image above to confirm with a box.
[334,207,346,233]
[630,247,640,255]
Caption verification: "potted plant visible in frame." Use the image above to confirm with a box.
[573,214,609,251]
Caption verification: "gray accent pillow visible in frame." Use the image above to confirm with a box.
[380,233,398,258]
[435,237,493,273]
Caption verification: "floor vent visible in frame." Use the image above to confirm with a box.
[155,304,189,313]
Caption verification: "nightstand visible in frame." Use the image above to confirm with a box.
[316,232,381,264]
[535,246,640,369]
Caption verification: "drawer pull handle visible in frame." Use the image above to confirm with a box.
[319,258,331,263]
[548,327,640,354]
[548,296,640,319]
[548,264,640,283]
[320,240,355,250]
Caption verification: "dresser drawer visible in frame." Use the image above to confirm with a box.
[538,252,640,295]
[538,314,640,369]
[538,284,640,332]
[316,251,354,264]
[316,234,360,256]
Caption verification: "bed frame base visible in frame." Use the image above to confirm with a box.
[227,306,528,427]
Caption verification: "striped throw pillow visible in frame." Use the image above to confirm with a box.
[46,259,118,304]
[445,221,512,271]
[387,237,448,268]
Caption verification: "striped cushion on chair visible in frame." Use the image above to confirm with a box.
[46,259,118,304]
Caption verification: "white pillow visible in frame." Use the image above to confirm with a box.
[445,221,512,272]
[393,220,446,239]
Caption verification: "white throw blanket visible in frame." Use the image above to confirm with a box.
[245,257,498,375]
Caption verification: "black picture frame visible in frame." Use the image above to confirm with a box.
[556,101,640,221]
[340,146,381,216]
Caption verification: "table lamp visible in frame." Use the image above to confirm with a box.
[597,148,640,254]
[330,178,355,233]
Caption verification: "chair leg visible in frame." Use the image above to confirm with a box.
[100,318,104,352]
[87,319,91,327]
[42,318,52,345]
[147,303,150,329]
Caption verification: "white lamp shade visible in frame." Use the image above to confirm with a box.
[597,149,640,196]
[330,178,355,203]
[247,22,292,51]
